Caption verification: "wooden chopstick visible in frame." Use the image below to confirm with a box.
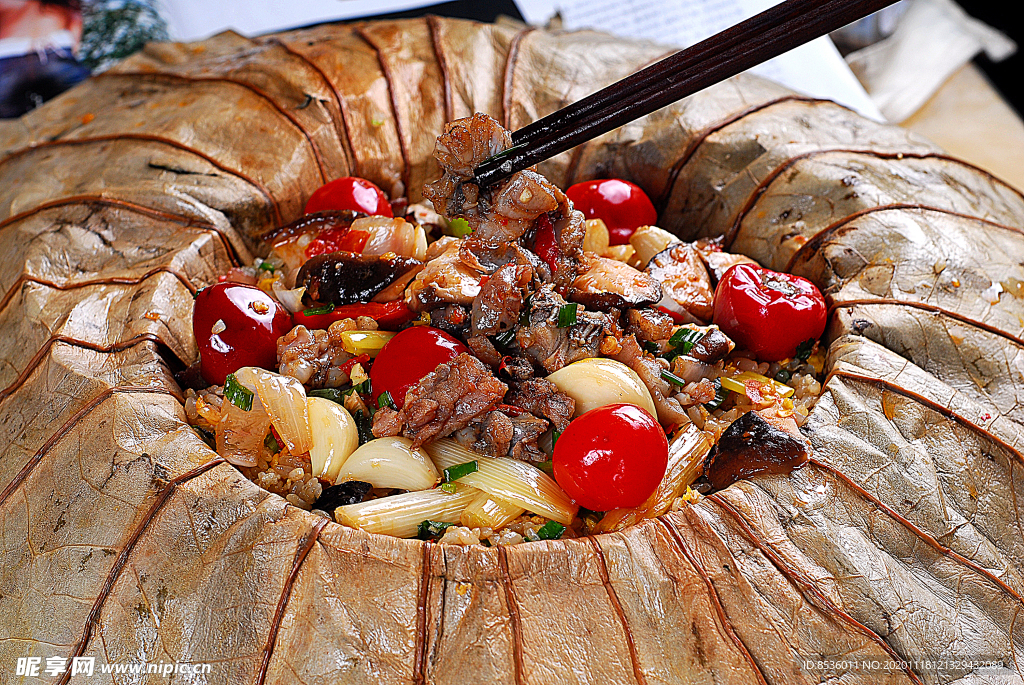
[472,0,899,188]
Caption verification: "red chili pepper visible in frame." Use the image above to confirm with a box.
[338,353,371,376]
[712,263,827,362]
[534,214,560,274]
[656,305,689,324]
[292,300,416,331]
[495,403,526,417]
[304,228,370,259]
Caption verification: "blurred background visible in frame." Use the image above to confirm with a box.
[1,0,1020,182]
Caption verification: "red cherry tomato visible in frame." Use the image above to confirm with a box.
[193,283,293,386]
[712,263,827,362]
[566,179,657,245]
[304,177,393,217]
[370,326,467,408]
[553,403,668,511]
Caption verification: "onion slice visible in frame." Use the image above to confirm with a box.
[425,439,577,525]
[335,485,477,538]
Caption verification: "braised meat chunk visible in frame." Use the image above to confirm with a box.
[472,263,531,337]
[516,285,607,372]
[453,409,549,462]
[371,352,507,446]
[504,377,575,432]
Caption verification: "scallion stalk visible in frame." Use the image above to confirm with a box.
[557,303,578,328]
[303,303,334,316]
[660,369,687,387]
[443,460,479,483]
[668,327,704,354]
[377,391,397,410]
[224,373,254,411]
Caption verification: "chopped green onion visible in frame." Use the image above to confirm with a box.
[309,388,346,404]
[352,379,372,396]
[551,429,562,449]
[557,303,578,328]
[642,340,660,355]
[192,286,206,300]
[303,303,335,316]
[536,520,566,540]
[494,328,517,349]
[795,338,815,361]
[224,373,254,411]
[448,217,472,237]
[661,369,687,387]
[258,260,276,273]
[439,482,458,494]
[417,520,455,540]
[703,377,728,410]
[264,432,280,454]
[443,460,478,483]
[669,327,705,354]
[536,459,554,476]
[377,391,397,410]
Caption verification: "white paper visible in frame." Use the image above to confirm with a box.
[515,0,884,120]
[160,0,436,43]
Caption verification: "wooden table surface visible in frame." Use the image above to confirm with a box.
[901,62,1024,192]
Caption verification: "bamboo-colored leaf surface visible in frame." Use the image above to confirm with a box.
[1,17,1022,684]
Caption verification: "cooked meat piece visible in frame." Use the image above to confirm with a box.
[466,335,502,367]
[505,378,575,432]
[611,335,690,427]
[550,209,587,287]
[472,263,531,337]
[425,235,459,261]
[693,237,759,282]
[516,285,605,373]
[277,320,375,387]
[570,255,662,311]
[370,352,507,447]
[459,238,549,281]
[429,304,471,337]
[422,112,586,284]
[423,114,560,245]
[670,354,716,385]
[405,244,484,311]
[297,252,422,306]
[453,409,548,462]
[689,327,734,364]
[646,244,715,322]
[626,308,675,344]
[496,355,535,381]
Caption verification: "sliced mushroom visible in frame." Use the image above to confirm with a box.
[296,252,422,306]
[570,255,662,311]
[645,244,715,322]
[693,237,759,282]
[704,411,809,490]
